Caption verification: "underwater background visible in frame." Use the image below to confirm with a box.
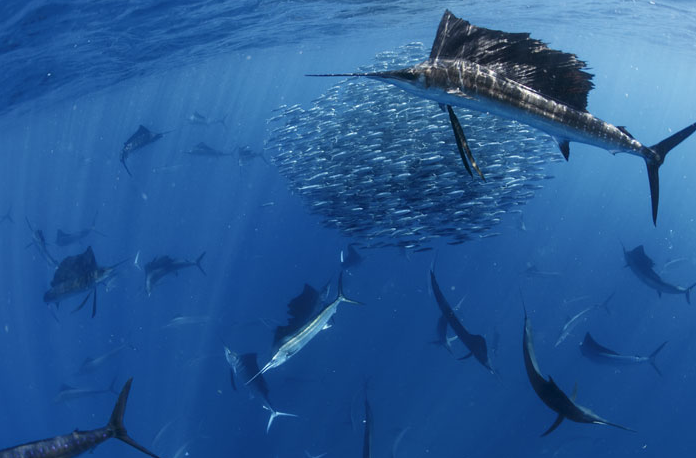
[1,0,696,457]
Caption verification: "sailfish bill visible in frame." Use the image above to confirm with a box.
[309,10,696,224]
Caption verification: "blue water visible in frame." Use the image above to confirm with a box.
[1,0,696,457]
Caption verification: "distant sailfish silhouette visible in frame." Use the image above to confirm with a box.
[120,125,173,176]
[523,308,634,436]
[43,246,125,317]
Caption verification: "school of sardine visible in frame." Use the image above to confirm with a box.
[266,43,561,249]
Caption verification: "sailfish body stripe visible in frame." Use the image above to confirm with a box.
[389,60,648,159]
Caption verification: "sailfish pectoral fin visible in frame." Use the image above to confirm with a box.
[457,352,473,360]
[446,105,485,181]
[557,139,570,161]
[71,292,92,314]
[91,288,97,318]
[540,413,565,437]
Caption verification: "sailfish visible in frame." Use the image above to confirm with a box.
[429,269,493,374]
[247,273,361,384]
[120,125,172,176]
[43,246,124,317]
[309,10,696,224]
[523,308,634,436]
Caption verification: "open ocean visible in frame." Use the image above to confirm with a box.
[1,1,696,457]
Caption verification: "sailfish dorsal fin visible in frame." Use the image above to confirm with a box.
[583,332,620,356]
[430,10,594,111]
[635,245,654,266]
[273,284,322,346]
[52,246,98,286]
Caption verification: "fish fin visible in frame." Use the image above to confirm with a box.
[337,271,362,305]
[266,408,298,433]
[220,114,230,128]
[557,139,570,161]
[230,369,237,391]
[108,375,119,395]
[646,122,696,224]
[599,291,615,315]
[446,105,472,177]
[656,290,662,299]
[196,252,206,276]
[438,103,447,112]
[540,414,565,437]
[617,126,635,139]
[649,341,668,376]
[91,288,97,318]
[447,105,486,181]
[108,378,162,458]
[49,304,61,323]
[684,281,695,302]
[458,352,473,360]
[571,382,578,401]
[71,292,92,314]
[430,11,593,111]
[121,157,133,177]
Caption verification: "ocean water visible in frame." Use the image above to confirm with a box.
[1,1,696,457]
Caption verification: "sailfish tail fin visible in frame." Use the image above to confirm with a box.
[645,122,696,225]
[337,271,362,305]
[685,282,696,304]
[195,252,207,276]
[649,341,668,376]
[264,407,298,433]
[108,378,161,458]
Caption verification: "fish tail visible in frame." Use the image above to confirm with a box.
[108,375,119,395]
[337,271,362,305]
[195,252,206,276]
[108,378,161,458]
[265,407,298,433]
[121,157,133,177]
[649,341,668,376]
[686,282,696,304]
[645,122,696,225]
[220,114,230,128]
